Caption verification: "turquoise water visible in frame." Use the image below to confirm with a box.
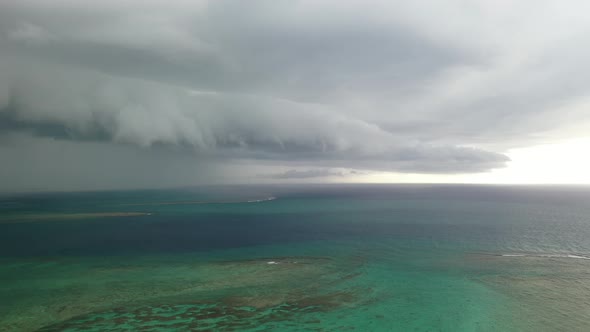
[1,185,590,331]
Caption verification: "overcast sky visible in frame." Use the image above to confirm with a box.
[1,0,590,191]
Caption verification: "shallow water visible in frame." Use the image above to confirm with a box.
[1,185,590,331]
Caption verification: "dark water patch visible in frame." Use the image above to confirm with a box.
[37,289,364,332]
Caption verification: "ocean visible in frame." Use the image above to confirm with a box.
[1,184,590,331]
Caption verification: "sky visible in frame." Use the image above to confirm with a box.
[1,0,590,191]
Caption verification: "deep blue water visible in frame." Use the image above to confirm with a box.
[3,185,590,257]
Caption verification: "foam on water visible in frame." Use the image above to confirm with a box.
[500,253,590,260]
[247,196,277,203]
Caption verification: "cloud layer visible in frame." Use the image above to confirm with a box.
[2,1,590,190]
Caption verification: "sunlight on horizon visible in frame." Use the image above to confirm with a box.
[354,137,590,185]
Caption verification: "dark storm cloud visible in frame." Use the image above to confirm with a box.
[267,169,347,179]
[1,0,589,190]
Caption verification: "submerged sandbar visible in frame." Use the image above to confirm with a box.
[0,212,150,223]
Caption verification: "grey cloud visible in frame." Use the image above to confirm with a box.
[0,0,470,100]
[2,1,588,189]
[267,169,347,180]
[0,56,508,173]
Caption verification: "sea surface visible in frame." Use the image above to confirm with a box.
[1,184,590,331]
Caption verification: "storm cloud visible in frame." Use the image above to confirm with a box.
[267,169,348,180]
[1,1,589,190]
